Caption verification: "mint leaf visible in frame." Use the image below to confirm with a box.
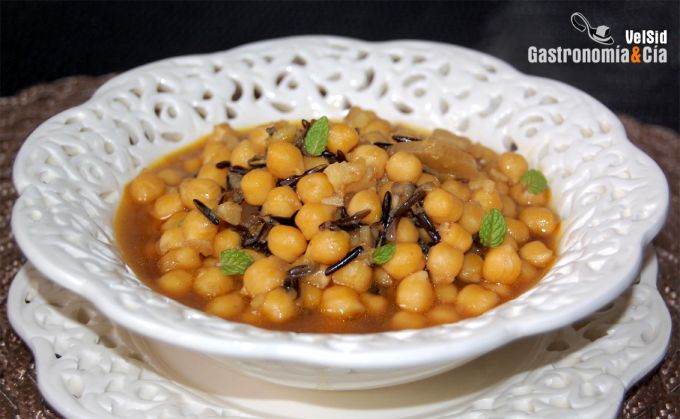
[520,169,548,194]
[479,208,507,248]
[219,249,254,275]
[303,116,329,156]
[372,243,396,265]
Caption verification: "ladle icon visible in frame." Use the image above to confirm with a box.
[571,12,615,45]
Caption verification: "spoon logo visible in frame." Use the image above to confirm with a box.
[571,12,614,45]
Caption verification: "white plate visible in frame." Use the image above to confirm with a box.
[8,247,670,419]
[12,37,670,389]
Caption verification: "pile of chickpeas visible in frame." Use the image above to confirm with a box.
[117,107,559,333]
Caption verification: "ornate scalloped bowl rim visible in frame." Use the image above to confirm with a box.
[11,36,669,370]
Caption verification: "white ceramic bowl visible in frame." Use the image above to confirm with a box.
[12,36,668,390]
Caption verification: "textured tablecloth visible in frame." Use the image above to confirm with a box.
[0,76,677,418]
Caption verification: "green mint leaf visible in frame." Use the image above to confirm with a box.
[303,116,329,156]
[519,169,548,194]
[479,208,507,248]
[372,243,396,265]
[219,249,254,275]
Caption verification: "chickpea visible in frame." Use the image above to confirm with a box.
[502,233,518,250]
[500,195,517,218]
[215,201,242,225]
[360,293,389,316]
[497,152,528,184]
[439,222,473,252]
[269,124,298,144]
[381,242,426,280]
[469,177,495,192]
[391,311,427,330]
[243,256,287,297]
[347,189,382,224]
[423,188,463,224]
[158,227,184,255]
[193,267,234,299]
[458,253,483,283]
[294,203,336,240]
[130,172,165,204]
[162,211,186,231]
[435,284,458,304]
[197,163,227,188]
[332,259,372,292]
[307,230,351,265]
[303,155,328,170]
[157,169,183,186]
[202,141,230,164]
[261,288,298,322]
[510,183,548,206]
[208,123,239,142]
[157,269,193,298]
[495,180,509,195]
[304,270,331,289]
[416,173,439,187]
[202,257,218,268]
[395,218,419,243]
[205,292,245,319]
[362,118,391,137]
[482,244,522,284]
[182,209,218,242]
[247,126,270,154]
[230,140,258,168]
[241,169,277,206]
[158,246,201,273]
[386,152,422,183]
[320,285,366,319]
[441,179,471,202]
[482,282,513,300]
[345,107,377,129]
[213,229,241,256]
[505,218,530,244]
[184,240,212,258]
[373,267,393,288]
[456,284,500,317]
[489,168,510,184]
[266,141,304,179]
[182,157,202,173]
[472,189,503,213]
[349,145,389,178]
[519,207,557,237]
[296,173,335,204]
[179,178,221,208]
[153,193,184,220]
[426,242,464,284]
[242,249,267,263]
[519,240,554,268]
[261,186,302,218]
[517,260,539,284]
[378,181,395,200]
[362,132,389,146]
[427,305,460,325]
[299,282,322,309]
[396,271,435,313]
[328,123,360,154]
[267,225,307,263]
[459,202,484,234]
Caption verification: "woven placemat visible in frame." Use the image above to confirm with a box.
[0,76,677,418]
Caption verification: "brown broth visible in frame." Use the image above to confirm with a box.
[115,117,559,333]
